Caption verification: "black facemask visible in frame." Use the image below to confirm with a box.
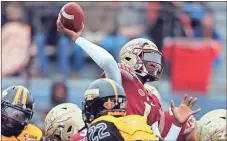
[1,104,29,136]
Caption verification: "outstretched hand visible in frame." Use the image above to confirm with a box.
[56,14,84,41]
[171,94,201,127]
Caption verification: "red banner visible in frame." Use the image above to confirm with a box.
[163,37,221,93]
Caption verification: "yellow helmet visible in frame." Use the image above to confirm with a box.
[1,85,35,136]
[197,109,227,141]
[119,38,163,82]
[44,103,85,141]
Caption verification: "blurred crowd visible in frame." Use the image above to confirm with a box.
[1,1,223,79]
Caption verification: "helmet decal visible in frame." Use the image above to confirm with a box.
[2,90,8,98]
[197,109,227,141]
[44,103,85,140]
[13,87,22,105]
[85,89,99,101]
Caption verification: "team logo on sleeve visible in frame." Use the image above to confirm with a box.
[138,89,145,96]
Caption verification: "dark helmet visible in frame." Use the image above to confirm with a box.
[83,78,127,123]
[1,85,35,136]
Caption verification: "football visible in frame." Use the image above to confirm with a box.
[59,2,84,32]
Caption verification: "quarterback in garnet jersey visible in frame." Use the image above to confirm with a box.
[57,20,201,140]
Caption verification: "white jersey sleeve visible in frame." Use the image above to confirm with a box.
[75,37,122,85]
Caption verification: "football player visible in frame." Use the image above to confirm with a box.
[72,78,200,141]
[197,109,227,141]
[145,84,198,141]
[1,85,43,141]
[83,78,160,141]
[43,103,86,141]
[56,20,201,140]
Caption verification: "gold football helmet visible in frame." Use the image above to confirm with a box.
[83,78,127,123]
[197,109,227,141]
[44,103,85,141]
[1,85,34,136]
[119,38,163,81]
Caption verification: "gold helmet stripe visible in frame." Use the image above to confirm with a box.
[105,79,119,105]
[13,86,22,104]
[22,88,28,105]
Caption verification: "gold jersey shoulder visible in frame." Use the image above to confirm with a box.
[2,124,42,141]
[92,115,160,141]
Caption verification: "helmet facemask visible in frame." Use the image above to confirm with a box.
[135,48,163,81]
[83,96,126,123]
[127,45,163,82]
[1,101,32,136]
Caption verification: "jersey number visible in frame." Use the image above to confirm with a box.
[88,123,110,141]
[144,102,152,118]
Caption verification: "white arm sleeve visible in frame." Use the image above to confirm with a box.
[152,121,161,137]
[164,124,181,141]
[151,121,181,141]
[75,37,122,85]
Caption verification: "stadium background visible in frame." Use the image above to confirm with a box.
[1,1,226,129]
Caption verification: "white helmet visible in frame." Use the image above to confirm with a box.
[44,103,85,141]
[144,84,161,103]
[119,38,163,82]
[197,109,227,141]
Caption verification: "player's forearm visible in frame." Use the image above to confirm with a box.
[75,37,122,84]
[163,124,181,141]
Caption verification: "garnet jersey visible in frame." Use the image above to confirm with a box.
[159,108,196,141]
[101,63,162,125]
[71,129,87,141]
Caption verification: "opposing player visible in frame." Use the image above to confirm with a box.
[83,78,160,141]
[43,103,86,141]
[197,109,227,141]
[56,18,201,139]
[1,85,43,141]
